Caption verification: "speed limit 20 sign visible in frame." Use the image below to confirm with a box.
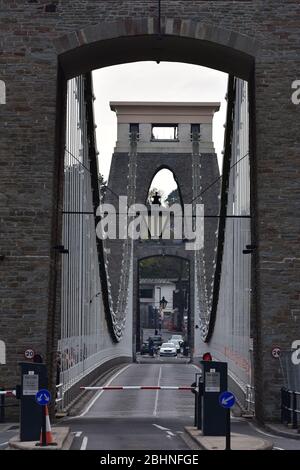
[24,349,35,360]
[271,347,281,359]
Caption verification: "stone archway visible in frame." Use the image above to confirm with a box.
[54,16,258,418]
[54,17,257,79]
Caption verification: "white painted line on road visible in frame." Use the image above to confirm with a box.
[75,431,82,437]
[0,442,8,447]
[79,364,132,417]
[273,447,284,450]
[176,431,184,434]
[249,422,287,440]
[153,424,170,431]
[166,431,175,437]
[153,366,162,417]
[80,436,88,450]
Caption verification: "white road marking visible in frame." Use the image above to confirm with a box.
[273,447,284,450]
[75,431,82,437]
[153,424,170,431]
[248,422,285,440]
[79,364,132,417]
[0,442,8,447]
[176,431,184,434]
[166,431,175,437]
[80,436,88,450]
[153,366,162,417]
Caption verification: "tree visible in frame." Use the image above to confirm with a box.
[98,173,107,199]
[140,256,189,279]
[165,188,180,206]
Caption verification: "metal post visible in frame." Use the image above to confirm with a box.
[41,405,47,446]
[197,378,202,430]
[0,390,4,423]
[225,408,231,450]
[287,390,292,425]
[194,389,198,427]
[281,388,284,424]
[292,392,298,429]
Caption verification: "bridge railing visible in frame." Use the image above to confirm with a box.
[281,388,300,430]
[279,349,300,392]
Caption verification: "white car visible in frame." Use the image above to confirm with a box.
[159,343,177,357]
[169,340,181,353]
[170,335,184,345]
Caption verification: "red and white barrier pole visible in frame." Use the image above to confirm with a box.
[0,390,16,396]
[80,386,195,391]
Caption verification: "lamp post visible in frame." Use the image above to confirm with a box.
[156,287,161,331]
[160,296,168,310]
[159,296,168,331]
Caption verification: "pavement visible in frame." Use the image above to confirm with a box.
[185,426,273,450]
[8,427,73,450]
[264,422,300,440]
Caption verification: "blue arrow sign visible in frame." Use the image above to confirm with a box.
[35,389,51,406]
[219,391,235,408]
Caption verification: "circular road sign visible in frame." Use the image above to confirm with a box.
[271,347,281,359]
[202,352,212,361]
[35,389,51,406]
[24,349,35,360]
[219,391,236,409]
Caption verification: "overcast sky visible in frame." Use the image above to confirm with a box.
[92,62,228,197]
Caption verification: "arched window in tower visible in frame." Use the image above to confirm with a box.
[145,168,183,241]
[147,168,181,207]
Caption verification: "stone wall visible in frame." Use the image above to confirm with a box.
[0,1,299,421]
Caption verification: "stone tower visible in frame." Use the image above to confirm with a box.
[104,102,220,353]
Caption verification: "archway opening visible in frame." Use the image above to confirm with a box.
[146,168,181,208]
[56,22,255,412]
[137,256,190,361]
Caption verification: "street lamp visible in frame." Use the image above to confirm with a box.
[159,296,168,310]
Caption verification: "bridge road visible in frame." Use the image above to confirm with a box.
[63,362,300,451]
[67,363,197,450]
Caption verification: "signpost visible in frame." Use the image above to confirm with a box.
[35,389,51,447]
[219,391,236,450]
[271,346,281,359]
[205,370,220,392]
[22,373,39,396]
[24,349,35,360]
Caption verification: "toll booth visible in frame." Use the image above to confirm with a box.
[19,362,48,441]
[200,360,228,436]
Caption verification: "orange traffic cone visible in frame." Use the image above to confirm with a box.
[39,405,57,446]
